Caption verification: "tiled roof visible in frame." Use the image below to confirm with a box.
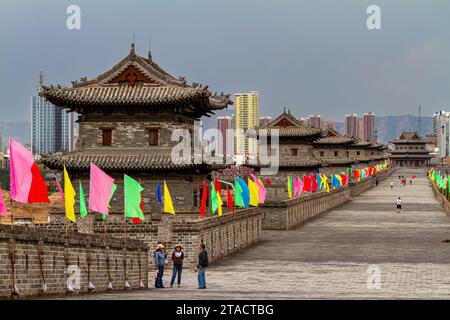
[314,136,355,145]
[246,158,321,168]
[249,126,321,138]
[40,44,232,112]
[42,153,215,172]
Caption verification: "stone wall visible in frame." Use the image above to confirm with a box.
[0,225,148,298]
[43,207,262,268]
[431,180,450,217]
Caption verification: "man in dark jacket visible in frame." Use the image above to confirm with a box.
[196,243,208,289]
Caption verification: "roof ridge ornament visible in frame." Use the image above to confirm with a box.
[130,42,136,60]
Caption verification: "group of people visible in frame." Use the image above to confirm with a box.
[153,242,208,290]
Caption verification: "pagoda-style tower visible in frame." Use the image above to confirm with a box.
[40,44,233,215]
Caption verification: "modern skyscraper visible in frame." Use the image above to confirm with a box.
[307,115,322,129]
[31,72,75,154]
[434,111,450,158]
[363,112,376,142]
[345,114,358,137]
[217,116,233,157]
[234,91,259,159]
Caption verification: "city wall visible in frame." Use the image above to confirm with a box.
[0,224,148,298]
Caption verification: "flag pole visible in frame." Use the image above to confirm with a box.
[10,199,14,229]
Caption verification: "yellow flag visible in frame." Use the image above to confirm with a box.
[163,180,175,215]
[248,178,259,206]
[217,191,223,216]
[64,166,76,223]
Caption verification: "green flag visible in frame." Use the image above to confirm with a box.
[234,179,245,207]
[124,174,145,220]
[79,180,88,218]
[211,182,218,214]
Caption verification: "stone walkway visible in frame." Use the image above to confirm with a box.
[60,168,450,299]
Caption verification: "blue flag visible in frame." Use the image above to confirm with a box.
[237,177,250,208]
[316,174,323,190]
[156,181,163,204]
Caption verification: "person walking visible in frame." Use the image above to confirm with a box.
[396,197,402,214]
[375,177,379,186]
[196,243,208,289]
[390,181,394,189]
[170,244,184,288]
[154,244,166,288]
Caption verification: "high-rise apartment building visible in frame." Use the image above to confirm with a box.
[307,115,322,129]
[31,73,75,154]
[217,116,233,157]
[363,112,376,142]
[434,111,450,158]
[345,114,358,137]
[234,91,259,159]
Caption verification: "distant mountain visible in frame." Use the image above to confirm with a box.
[335,115,433,144]
[0,121,31,147]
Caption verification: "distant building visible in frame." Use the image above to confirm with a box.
[389,131,432,167]
[363,112,376,142]
[433,111,450,158]
[324,120,336,131]
[32,72,74,154]
[259,116,272,127]
[234,91,259,159]
[356,118,364,140]
[345,114,358,137]
[217,116,233,157]
[307,115,321,129]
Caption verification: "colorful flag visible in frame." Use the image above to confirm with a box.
[303,175,311,193]
[248,178,259,206]
[227,187,235,216]
[251,175,266,203]
[237,177,250,207]
[297,177,304,196]
[214,178,221,194]
[199,180,208,217]
[287,176,293,199]
[316,174,323,190]
[9,138,49,204]
[217,189,223,216]
[0,187,8,218]
[163,180,175,214]
[340,173,348,186]
[211,182,218,214]
[55,178,65,202]
[88,163,114,215]
[124,174,145,221]
[265,177,271,187]
[292,176,299,197]
[155,181,163,204]
[234,179,245,208]
[64,166,76,223]
[311,173,318,192]
[79,181,88,218]
[322,174,330,193]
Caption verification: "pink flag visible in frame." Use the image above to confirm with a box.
[55,178,65,202]
[0,187,8,218]
[251,174,266,203]
[9,138,49,204]
[297,177,304,196]
[9,138,34,203]
[89,163,115,215]
[292,177,298,197]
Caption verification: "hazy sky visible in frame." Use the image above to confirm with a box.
[1,0,450,122]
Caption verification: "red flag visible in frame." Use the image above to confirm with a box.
[214,178,221,194]
[412,175,417,179]
[303,175,311,193]
[227,187,235,216]
[354,169,360,180]
[132,217,142,224]
[265,177,271,187]
[341,174,347,185]
[199,180,208,217]
[310,173,318,192]
[28,163,50,203]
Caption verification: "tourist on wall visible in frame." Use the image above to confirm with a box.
[396,197,402,214]
[390,181,394,189]
[170,244,184,288]
[196,243,208,289]
[155,244,166,288]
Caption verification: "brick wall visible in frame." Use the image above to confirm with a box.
[0,225,148,298]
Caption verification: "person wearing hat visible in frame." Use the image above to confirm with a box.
[154,243,166,288]
[170,243,184,288]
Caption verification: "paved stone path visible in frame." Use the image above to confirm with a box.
[61,168,450,299]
